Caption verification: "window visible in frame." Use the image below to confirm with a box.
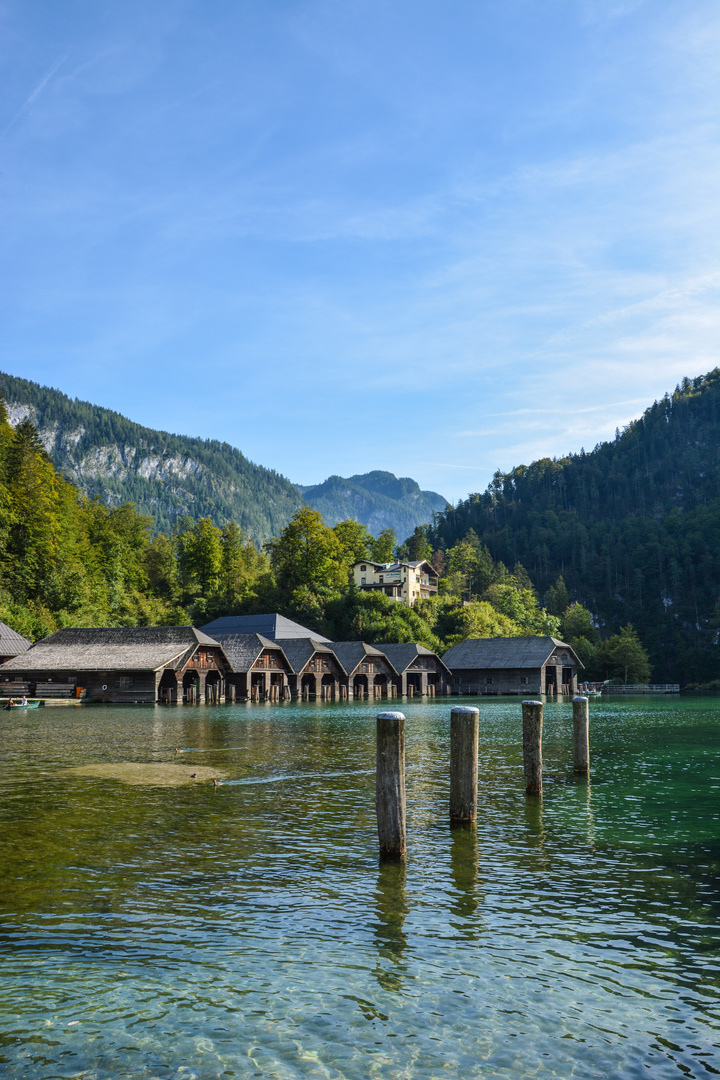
[485,677,493,685]
[379,575,384,583]
[361,577,366,585]
[520,677,528,685]
[117,675,133,689]
[360,565,366,571]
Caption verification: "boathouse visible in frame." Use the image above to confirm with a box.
[375,643,450,697]
[208,633,293,701]
[0,626,230,703]
[0,621,32,666]
[442,636,582,696]
[328,642,399,700]
[201,613,330,642]
[276,638,348,700]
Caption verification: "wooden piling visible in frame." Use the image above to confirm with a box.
[522,700,543,795]
[573,696,590,775]
[376,711,406,857]
[450,705,479,821]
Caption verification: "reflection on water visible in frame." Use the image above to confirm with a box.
[449,822,482,930]
[0,695,717,1079]
[373,858,408,991]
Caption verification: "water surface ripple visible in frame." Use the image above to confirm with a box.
[0,696,718,1078]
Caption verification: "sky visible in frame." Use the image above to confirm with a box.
[1,0,718,503]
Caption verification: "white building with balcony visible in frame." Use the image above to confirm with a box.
[351,559,438,606]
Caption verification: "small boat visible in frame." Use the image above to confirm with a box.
[3,699,41,711]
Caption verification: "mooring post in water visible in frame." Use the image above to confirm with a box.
[573,696,590,776]
[522,700,543,795]
[450,705,479,821]
[376,711,406,856]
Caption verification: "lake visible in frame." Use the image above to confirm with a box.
[0,695,718,1079]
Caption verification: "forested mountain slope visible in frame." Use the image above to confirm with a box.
[427,370,720,683]
[0,372,302,542]
[299,471,447,537]
[0,373,447,542]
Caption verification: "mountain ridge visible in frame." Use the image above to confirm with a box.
[0,371,447,542]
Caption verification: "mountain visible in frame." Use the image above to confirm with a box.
[299,471,448,536]
[427,369,720,683]
[0,372,447,542]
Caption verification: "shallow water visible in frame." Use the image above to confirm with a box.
[0,695,718,1079]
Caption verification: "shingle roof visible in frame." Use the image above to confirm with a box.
[0,626,222,674]
[200,612,330,642]
[442,636,582,671]
[329,641,398,676]
[275,637,340,674]
[0,620,32,658]
[374,642,450,674]
[209,633,287,673]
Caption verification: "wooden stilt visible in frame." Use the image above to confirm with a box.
[573,696,590,775]
[522,700,543,795]
[450,706,479,821]
[376,711,406,857]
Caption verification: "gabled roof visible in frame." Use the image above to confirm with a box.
[211,633,288,674]
[275,637,340,674]
[0,626,222,674]
[0,620,32,659]
[329,641,398,677]
[200,612,330,642]
[384,560,436,574]
[374,642,450,674]
[442,636,583,671]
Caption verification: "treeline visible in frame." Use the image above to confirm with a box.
[0,394,650,683]
[424,370,720,683]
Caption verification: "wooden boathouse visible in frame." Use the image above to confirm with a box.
[276,638,348,700]
[0,626,230,704]
[0,621,32,666]
[328,642,399,699]
[375,643,450,697]
[212,634,293,701]
[442,636,582,696]
[201,613,330,642]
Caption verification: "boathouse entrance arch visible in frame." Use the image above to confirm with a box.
[181,670,200,703]
[353,674,368,699]
[301,673,316,699]
[158,669,178,703]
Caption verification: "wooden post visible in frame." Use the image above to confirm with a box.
[573,696,590,775]
[376,711,406,857]
[450,705,479,821]
[522,700,543,795]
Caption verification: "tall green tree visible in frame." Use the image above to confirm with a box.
[597,624,651,683]
[369,528,397,564]
[267,507,344,597]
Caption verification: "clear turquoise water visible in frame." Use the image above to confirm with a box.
[0,696,718,1079]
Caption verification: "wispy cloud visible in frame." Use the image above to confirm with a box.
[3,54,67,133]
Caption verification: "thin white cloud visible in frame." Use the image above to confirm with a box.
[3,54,67,133]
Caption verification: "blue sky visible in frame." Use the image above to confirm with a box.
[2,1,718,503]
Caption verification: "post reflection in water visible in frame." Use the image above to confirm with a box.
[449,822,483,937]
[522,793,549,873]
[372,857,408,992]
[584,779,596,849]
[451,820,483,933]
